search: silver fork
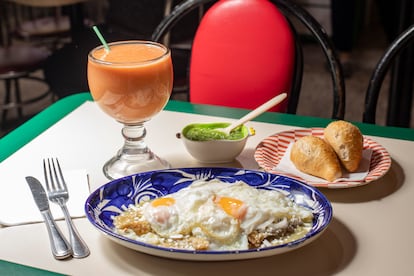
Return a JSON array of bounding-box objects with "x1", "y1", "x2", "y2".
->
[{"x1": 43, "y1": 158, "x2": 90, "y2": 258}]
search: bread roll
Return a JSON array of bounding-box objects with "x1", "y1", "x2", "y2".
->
[
  {"x1": 324, "y1": 120, "x2": 363, "y2": 172},
  {"x1": 290, "y1": 136, "x2": 342, "y2": 182}
]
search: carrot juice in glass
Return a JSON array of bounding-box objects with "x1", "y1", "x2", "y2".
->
[{"x1": 88, "y1": 40, "x2": 173, "y2": 179}]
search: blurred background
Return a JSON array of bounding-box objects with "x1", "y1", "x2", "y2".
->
[{"x1": 0, "y1": 0, "x2": 413, "y2": 137}]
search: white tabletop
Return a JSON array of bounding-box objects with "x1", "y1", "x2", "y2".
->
[{"x1": 0, "y1": 101, "x2": 413, "y2": 275}]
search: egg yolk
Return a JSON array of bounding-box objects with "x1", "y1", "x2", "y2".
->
[
  {"x1": 151, "y1": 197, "x2": 175, "y2": 207},
  {"x1": 214, "y1": 196, "x2": 247, "y2": 220}
]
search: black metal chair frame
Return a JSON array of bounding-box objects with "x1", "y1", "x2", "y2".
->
[
  {"x1": 152, "y1": 0, "x2": 345, "y2": 119},
  {"x1": 363, "y1": 24, "x2": 414, "y2": 125},
  {"x1": 0, "y1": 1, "x2": 52, "y2": 129},
  {"x1": 0, "y1": 73, "x2": 51, "y2": 124}
]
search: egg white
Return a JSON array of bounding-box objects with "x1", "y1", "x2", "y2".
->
[{"x1": 122, "y1": 179, "x2": 312, "y2": 250}]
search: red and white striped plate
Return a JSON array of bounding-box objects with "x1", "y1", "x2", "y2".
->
[{"x1": 254, "y1": 128, "x2": 392, "y2": 188}]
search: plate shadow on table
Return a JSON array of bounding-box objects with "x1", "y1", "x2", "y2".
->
[
  {"x1": 168, "y1": 155, "x2": 244, "y2": 169},
  {"x1": 320, "y1": 158, "x2": 404, "y2": 203},
  {"x1": 168, "y1": 148, "x2": 262, "y2": 170},
  {"x1": 98, "y1": 218, "x2": 356, "y2": 276}
]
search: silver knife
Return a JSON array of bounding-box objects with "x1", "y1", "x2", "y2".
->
[{"x1": 25, "y1": 176, "x2": 72, "y2": 259}]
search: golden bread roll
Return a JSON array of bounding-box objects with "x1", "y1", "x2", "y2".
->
[
  {"x1": 324, "y1": 120, "x2": 363, "y2": 172},
  {"x1": 290, "y1": 135, "x2": 342, "y2": 182}
]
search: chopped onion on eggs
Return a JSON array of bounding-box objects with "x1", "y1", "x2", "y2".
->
[{"x1": 113, "y1": 179, "x2": 313, "y2": 251}]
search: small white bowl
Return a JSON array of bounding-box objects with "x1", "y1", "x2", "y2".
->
[{"x1": 178, "y1": 123, "x2": 253, "y2": 163}]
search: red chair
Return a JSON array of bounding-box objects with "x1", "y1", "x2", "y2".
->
[
  {"x1": 152, "y1": 0, "x2": 345, "y2": 119},
  {"x1": 189, "y1": 0, "x2": 294, "y2": 112}
]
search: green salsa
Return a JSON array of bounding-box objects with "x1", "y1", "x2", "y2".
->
[{"x1": 183, "y1": 123, "x2": 248, "y2": 141}]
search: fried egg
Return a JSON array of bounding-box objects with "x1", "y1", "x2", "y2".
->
[{"x1": 115, "y1": 179, "x2": 313, "y2": 251}]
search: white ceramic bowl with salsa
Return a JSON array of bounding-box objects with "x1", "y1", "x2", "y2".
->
[{"x1": 178, "y1": 122, "x2": 252, "y2": 163}]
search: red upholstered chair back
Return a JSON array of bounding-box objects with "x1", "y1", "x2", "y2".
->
[{"x1": 189, "y1": 0, "x2": 295, "y2": 112}]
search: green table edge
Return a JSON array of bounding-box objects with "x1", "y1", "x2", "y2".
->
[
  {"x1": 1, "y1": 92, "x2": 413, "y2": 163},
  {"x1": 0, "y1": 259, "x2": 64, "y2": 276},
  {"x1": 0, "y1": 92, "x2": 413, "y2": 273}
]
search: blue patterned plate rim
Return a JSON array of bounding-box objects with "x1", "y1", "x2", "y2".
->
[{"x1": 85, "y1": 167, "x2": 333, "y2": 257}]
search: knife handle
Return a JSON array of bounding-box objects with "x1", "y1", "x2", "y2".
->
[{"x1": 41, "y1": 210, "x2": 72, "y2": 259}]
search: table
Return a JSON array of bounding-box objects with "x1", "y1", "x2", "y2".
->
[
  {"x1": 9, "y1": 0, "x2": 86, "y2": 6},
  {"x1": 0, "y1": 92, "x2": 413, "y2": 275},
  {"x1": 8, "y1": 0, "x2": 91, "y2": 41}
]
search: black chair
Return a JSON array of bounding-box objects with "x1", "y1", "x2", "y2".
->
[
  {"x1": 363, "y1": 24, "x2": 414, "y2": 126},
  {"x1": 43, "y1": 0, "x2": 194, "y2": 100},
  {"x1": 0, "y1": 1, "x2": 52, "y2": 130},
  {"x1": 152, "y1": 0, "x2": 345, "y2": 119}
]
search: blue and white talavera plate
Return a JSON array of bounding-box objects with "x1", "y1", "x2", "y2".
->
[{"x1": 85, "y1": 168, "x2": 332, "y2": 261}]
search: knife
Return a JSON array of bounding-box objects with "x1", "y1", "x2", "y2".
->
[{"x1": 25, "y1": 176, "x2": 72, "y2": 259}]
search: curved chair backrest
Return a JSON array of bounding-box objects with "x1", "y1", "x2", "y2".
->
[
  {"x1": 363, "y1": 24, "x2": 414, "y2": 125},
  {"x1": 190, "y1": 0, "x2": 294, "y2": 112},
  {"x1": 152, "y1": 0, "x2": 345, "y2": 119}
]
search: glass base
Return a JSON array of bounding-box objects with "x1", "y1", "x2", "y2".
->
[
  {"x1": 103, "y1": 150, "x2": 171, "y2": 180},
  {"x1": 102, "y1": 123, "x2": 171, "y2": 180}
]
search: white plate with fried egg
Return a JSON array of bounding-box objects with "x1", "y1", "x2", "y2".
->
[{"x1": 85, "y1": 167, "x2": 332, "y2": 261}]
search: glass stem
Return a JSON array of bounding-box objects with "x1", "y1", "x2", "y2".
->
[
  {"x1": 120, "y1": 124, "x2": 152, "y2": 157},
  {"x1": 103, "y1": 122, "x2": 170, "y2": 179}
]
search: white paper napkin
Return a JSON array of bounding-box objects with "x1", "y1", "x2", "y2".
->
[
  {"x1": 0, "y1": 170, "x2": 89, "y2": 226},
  {"x1": 274, "y1": 142, "x2": 373, "y2": 183}
]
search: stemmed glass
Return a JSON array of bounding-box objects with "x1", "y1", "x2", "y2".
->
[{"x1": 87, "y1": 40, "x2": 173, "y2": 179}]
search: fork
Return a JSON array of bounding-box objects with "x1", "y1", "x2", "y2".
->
[{"x1": 43, "y1": 158, "x2": 90, "y2": 258}]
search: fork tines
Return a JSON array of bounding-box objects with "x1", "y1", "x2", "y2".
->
[{"x1": 43, "y1": 158, "x2": 68, "y2": 193}]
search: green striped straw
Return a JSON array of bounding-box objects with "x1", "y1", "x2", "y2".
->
[{"x1": 92, "y1": 25, "x2": 110, "y2": 52}]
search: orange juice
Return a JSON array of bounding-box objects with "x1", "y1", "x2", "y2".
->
[{"x1": 88, "y1": 41, "x2": 173, "y2": 124}]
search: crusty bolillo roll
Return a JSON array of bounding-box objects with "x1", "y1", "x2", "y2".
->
[
  {"x1": 290, "y1": 135, "x2": 342, "y2": 182},
  {"x1": 324, "y1": 120, "x2": 363, "y2": 172}
]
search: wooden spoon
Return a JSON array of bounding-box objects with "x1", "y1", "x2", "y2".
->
[{"x1": 218, "y1": 93, "x2": 287, "y2": 136}]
